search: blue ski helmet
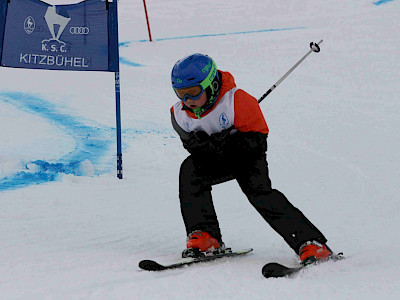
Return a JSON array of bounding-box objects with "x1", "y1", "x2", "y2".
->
[{"x1": 171, "y1": 54, "x2": 221, "y2": 113}]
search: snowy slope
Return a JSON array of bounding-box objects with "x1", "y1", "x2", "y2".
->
[{"x1": 1, "y1": 0, "x2": 400, "y2": 299}]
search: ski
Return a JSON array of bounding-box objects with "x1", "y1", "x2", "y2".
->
[
  {"x1": 262, "y1": 252, "x2": 344, "y2": 278},
  {"x1": 139, "y1": 248, "x2": 253, "y2": 271}
]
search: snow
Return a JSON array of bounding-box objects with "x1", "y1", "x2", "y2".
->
[{"x1": 1, "y1": 0, "x2": 400, "y2": 299}]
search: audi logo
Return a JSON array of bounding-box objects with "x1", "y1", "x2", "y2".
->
[{"x1": 69, "y1": 27, "x2": 90, "y2": 35}]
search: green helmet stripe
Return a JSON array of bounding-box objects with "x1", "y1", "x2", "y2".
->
[{"x1": 199, "y1": 59, "x2": 217, "y2": 90}]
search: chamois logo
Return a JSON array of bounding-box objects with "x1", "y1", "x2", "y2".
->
[
  {"x1": 24, "y1": 16, "x2": 35, "y2": 34},
  {"x1": 42, "y1": 6, "x2": 71, "y2": 53},
  {"x1": 219, "y1": 112, "x2": 230, "y2": 129},
  {"x1": 44, "y1": 6, "x2": 70, "y2": 42}
]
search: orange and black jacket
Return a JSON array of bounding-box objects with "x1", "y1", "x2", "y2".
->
[{"x1": 171, "y1": 71, "x2": 269, "y2": 157}]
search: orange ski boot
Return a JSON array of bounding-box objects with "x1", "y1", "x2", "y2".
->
[
  {"x1": 182, "y1": 231, "x2": 224, "y2": 258},
  {"x1": 299, "y1": 241, "x2": 332, "y2": 264}
]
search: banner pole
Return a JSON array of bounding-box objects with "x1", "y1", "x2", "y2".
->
[
  {"x1": 112, "y1": 0, "x2": 123, "y2": 179},
  {"x1": 115, "y1": 72, "x2": 122, "y2": 179}
]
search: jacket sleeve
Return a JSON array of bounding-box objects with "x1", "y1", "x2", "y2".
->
[
  {"x1": 233, "y1": 89, "x2": 269, "y2": 134},
  {"x1": 171, "y1": 107, "x2": 190, "y2": 140},
  {"x1": 228, "y1": 89, "x2": 269, "y2": 154}
]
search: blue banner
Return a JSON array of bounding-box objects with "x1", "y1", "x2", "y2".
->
[
  {"x1": 0, "y1": 0, "x2": 8, "y2": 60},
  {"x1": 0, "y1": 0, "x2": 116, "y2": 71}
]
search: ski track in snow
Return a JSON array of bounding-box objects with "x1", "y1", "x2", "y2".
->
[
  {"x1": 0, "y1": 92, "x2": 115, "y2": 190},
  {"x1": 373, "y1": 0, "x2": 396, "y2": 6},
  {"x1": 119, "y1": 26, "x2": 306, "y2": 44},
  {"x1": 0, "y1": 91, "x2": 164, "y2": 191},
  {"x1": 119, "y1": 57, "x2": 144, "y2": 67}
]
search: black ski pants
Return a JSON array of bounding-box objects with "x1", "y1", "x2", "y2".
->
[{"x1": 179, "y1": 152, "x2": 327, "y2": 253}]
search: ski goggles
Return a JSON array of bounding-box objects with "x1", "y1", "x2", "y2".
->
[{"x1": 174, "y1": 85, "x2": 205, "y2": 102}]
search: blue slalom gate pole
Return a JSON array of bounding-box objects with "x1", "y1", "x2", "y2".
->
[
  {"x1": 114, "y1": 5, "x2": 123, "y2": 179},
  {"x1": 109, "y1": 0, "x2": 123, "y2": 179},
  {"x1": 115, "y1": 71, "x2": 122, "y2": 179}
]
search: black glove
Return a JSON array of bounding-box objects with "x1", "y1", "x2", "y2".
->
[
  {"x1": 181, "y1": 127, "x2": 235, "y2": 156},
  {"x1": 182, "y1": 128, "x2": 267, "y2": 157},
  {"x1": 227, "y1": 131, "x2": 268, "y2": 155},
  {"x1": 181, "y1": 131, "x2": 213, "y2": 155},
  {"x1": 209, "y1": 127, "x2": 233, "y2": 149}
]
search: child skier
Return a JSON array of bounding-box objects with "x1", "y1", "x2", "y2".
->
[{"x1": 170, "y1": 53, "x2": 333, "y2": 263}]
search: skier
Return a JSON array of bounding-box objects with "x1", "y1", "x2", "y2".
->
[{"x1": 170, "y1": 53, "x2": 333, "y2": 264}]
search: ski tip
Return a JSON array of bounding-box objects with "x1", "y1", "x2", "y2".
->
[
  {"x1": 139, "y1": 259, "x2": 166, "y2": 271},
  {"x1": 262, "y1": 263, "x2": 285, "y2": 278},
  {"x1": 261, "y1": 262, "x2": 299, "y2": 278},
  {"x1": 235, "y1": 248, "x2": 254, "y2": 255}
]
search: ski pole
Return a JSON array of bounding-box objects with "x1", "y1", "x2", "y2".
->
[{"x1": 258, "y1": 40, "x2": 323, "y2": 103}]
